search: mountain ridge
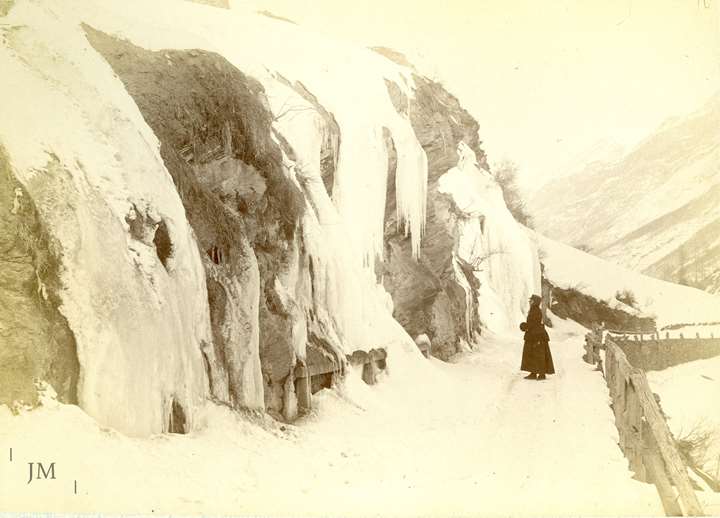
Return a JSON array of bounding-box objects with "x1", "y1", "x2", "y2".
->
[{"x1": 530, "y1": 92, "x2": 720, "y2": 292}]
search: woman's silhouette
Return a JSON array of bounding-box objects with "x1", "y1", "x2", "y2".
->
[{"x1": 520, "y1": 295, "x2": 555, "y2": 380}]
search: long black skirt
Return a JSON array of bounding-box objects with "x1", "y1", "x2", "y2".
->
[{"x1": 520, "y1": 339, "x2": 555, "y2": 375}]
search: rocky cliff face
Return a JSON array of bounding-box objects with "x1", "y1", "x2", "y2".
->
[
  {"x1": 83, "y1": 27, "x2": 307, "y2": 421},
  {"x1": 0, "y1": 147, "x2": 79, "y2": 408},
  {"x1": 380, "y1": 64, "x2": 490, "y2": 359},
  {"x1": 0, "y1": 0, "x2": 541, "y2": 435}
]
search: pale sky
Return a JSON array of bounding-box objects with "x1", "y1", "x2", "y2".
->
[{"x1": 240, "y1": 0, "x2": 720, "y2": 190}]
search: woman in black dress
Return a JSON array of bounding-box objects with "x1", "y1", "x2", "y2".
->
[{"x1": 520, "y1": 294, "x2": 555, "y2": 380}]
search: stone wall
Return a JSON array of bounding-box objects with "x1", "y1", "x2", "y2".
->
[{"x1": 614, "y1": 335, "x2": 720, "y2": 371}]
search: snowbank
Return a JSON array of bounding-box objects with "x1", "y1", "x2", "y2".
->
[{"x1": 536, "y1": 233, "x2": 720, "y2": 328}]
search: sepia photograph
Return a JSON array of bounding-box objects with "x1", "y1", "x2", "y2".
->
[{"x1": 0, "y1": 0, "x2": 719, "y2": 516}]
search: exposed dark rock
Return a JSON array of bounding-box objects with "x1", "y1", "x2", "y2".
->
[
  {"x1": 153, "y1": 220, "x2": 173, "y2": 270},
  {"x1": 549, "y1": 282, "x2": 656, "y2": 332},
  {"x1": 125, "y1": 203, "x2": 158, "y2": 245},
  {"x1": 206, "y1": 276, "x2": 231, "y2": 393},
  {"x1": 310, "y1": 372, "x2": 333, "y2": 394},
  {"x1": 85, "y1": 27, "x2": 305, "y2": 418},
  {"x1": 0, "y1": 147, "x2": 79, "y2": 407},
  {"x1": 408, "y1": 74, "x2": 487, "y2": 171},
  {"x1": 384, "y1": 79, "x2": 408, "y2": 115},
  {"x1": 125, "y1": 203, "x2": 174, "y2": 270},
  {"x1": 168, "y1": 398, "x2": 187, "y2": 434},
  {"x1": 382, "y1": 74, "x2": 488, "y2": 360},
  {"x1": 382, "y1": 127, "x2": 398, "y2": 221},
  {"x1": 414, "y1": 333, "x2": 432, "y2": 357}
]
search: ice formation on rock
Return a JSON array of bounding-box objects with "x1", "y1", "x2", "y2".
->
[
  {"x1": 0, "y1": 0, "x2": 545, "y2": 434},
  {"x1": 439, "y1": 143, "x2": 541, "y2": 332},
  {"x1": 270, "y1": 85, "x2": 420, "y2": 360},
  {"x1": 0, "y1": 2, "x2": 212, "y2": 436},
  {"x1": 74, "y1": 0, "x2": 429, "y2": 264}
]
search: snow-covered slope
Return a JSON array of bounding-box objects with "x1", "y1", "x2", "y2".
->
[
  {"x1": 529, "y1": 138, "x2": 625, "y2": 196},
  {"x1": 0, "y1": 0, "x2": 539, "y2": 435},
  {"x1": 529, "y1": 93, "x2": 720, "y2": 293},
  {"x1": 536, "y1": 233, "x2": 720, "y2": 328}
]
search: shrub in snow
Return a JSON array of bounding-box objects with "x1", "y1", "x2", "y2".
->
[{"x1": 615, "y1": 289, "x2": 638, "y2": 309}]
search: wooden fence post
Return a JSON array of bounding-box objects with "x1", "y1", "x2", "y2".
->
[
  {"x1": 294, "y1": 362, "x2": 311, "y2": 413},
  {"x1": 601, "y1": 336, "x2": 705, "y2": 516},
  {"x1": 630, "y1": 372, "x2": 704, "y2": 516},
  {"x1": 625, "y1": 382, "x2": 646, "y2": 481},
  {"x1": 643, "y1": 421, "x2": 684, "y2": 516}
]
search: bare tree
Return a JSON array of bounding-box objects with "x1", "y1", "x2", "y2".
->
[
  {"x1": 271, "y1": 96, "x2": 314, "y2": 122},
  {"x1": 469, "y1": 249, "x2": 505, "y2": 271}
]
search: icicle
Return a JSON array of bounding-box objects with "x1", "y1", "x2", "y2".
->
[
  {"x1": 325, "y1": 122, "x2": 382, "y2": 267},
  {"x1": 393, "y1": 121, "x2": 428, "y2": 259}
]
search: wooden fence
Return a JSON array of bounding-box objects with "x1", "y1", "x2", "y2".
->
[{"x1": 585, "y1": 328, "x2": 705, "y2": 516}]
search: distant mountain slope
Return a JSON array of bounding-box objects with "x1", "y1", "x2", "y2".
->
[
  {"x1": 529, "y1": 93, "x2": 720, "y2": 292},
  {"x1": 529, "y1": 139, "x2": 625, "y2": 196}
]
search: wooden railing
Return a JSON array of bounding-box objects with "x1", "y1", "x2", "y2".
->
[
  {"x1": 585, "y1": 328, "x2": 705, "y2": 516},
  {"x1": 294, "y1": 347, "x2": 387, "y2": 414}
]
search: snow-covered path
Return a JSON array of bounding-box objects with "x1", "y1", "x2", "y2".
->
[
  {"x1": 287, "y1": 318, "x2": 661, "y2": 517},
  {"x1": 0, "y1": 318, "x2": 661, "y2": 516}
]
